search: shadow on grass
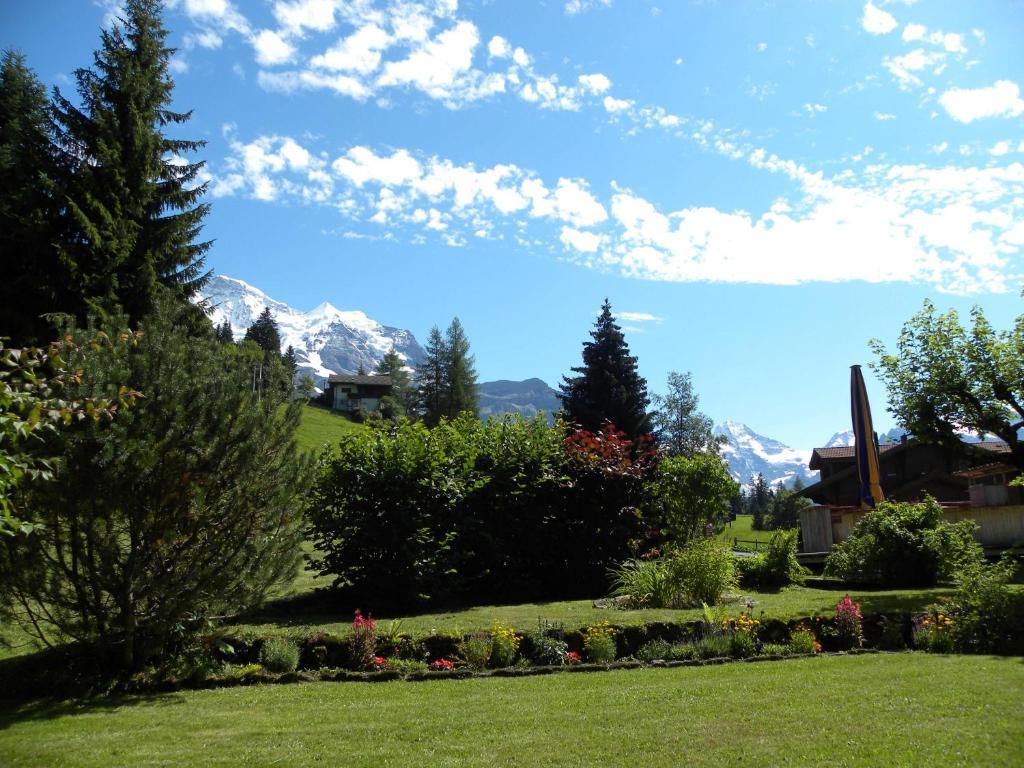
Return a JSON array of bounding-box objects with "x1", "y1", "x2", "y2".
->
[{"x1": 0, "y1": 691, "x2": 185, "y2": 730}]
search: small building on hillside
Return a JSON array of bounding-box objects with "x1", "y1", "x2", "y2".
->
[
  {"x1": 796, "y1": 437, "x2": 1011, "y2": 507},
  {"x1": 326, "y1": 374, "x2": 392, "y2": 413}
]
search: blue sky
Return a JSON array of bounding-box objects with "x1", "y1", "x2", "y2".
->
[{"x1": 4, "y1": 0, "x2": 1023, "y2": 448}]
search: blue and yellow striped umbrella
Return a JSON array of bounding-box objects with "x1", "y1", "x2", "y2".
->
[{"x1": 851, "y1": 365, "x2": 884, "y2": 508}]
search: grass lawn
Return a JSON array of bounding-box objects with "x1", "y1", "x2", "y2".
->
[
  {"x1": 236, "y1": 584, "x2": 956, "y2": 639},
  {"x1": 2, "y1": 654, "x2": 1021, "y2": 767},
  {"x1": 294, "y1": 403, "x2": 363, "y2": 454},
  {"x1": 716, "y1": 514, "x2": 788, "y2": 548}
]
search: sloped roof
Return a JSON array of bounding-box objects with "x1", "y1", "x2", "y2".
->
[
  {"x1": 809, "y1": 440, "x2": 1010, "y2": 470},
  {"x1": 327, "y1": 374, "x2": 392, "y2": 386}
]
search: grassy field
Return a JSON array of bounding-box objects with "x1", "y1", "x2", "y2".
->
[
  {"x1": 716, "y1": 514, "x2": 789, "y2": 548},
  {"x1": 2, "y1": 654, "x2": 1021, "y2": 767},
  {"x1": 237, "y1": 584, "x2": 955, "y2": 639},
  {"x1": 293, "y1": 403, "x2": 363, "y2": 454}
]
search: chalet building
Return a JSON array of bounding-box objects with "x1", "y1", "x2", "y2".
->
[
  {"x1": 326, "y1": 374, "x2": 392, "y2": 413},
  {"x1": 796, "y1": 437, "x2": 1023, "y2": 559},
  {"x1": 797, "y1": 437, "x2": 1012, "y2": 507}
]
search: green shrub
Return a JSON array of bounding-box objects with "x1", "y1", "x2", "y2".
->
[
  {"x1": 644, "y1": 453, "x2": 737, "y2": 545},
  {"x1": 823, "y1": 498, "x2": 983, "y2": 587},
  {"x1": 636, "y1": 639, "x2": 673, "y2": 662},
  {"x1": 728, "y1": 631, "x2": 757, "y2": 658},
  {"x1": 220, "y1": 662, "x2": 265, "y2": 682},
  {"x1": 760, "y1": 643, "x2": 791, "y2": 656},
  {"x1": 524, "y1": 621, "x2": 569, "y2": 666},
  {"x1": 695, "y1": 634, "x2": 732, "y2": 659},
  {"x1": 459, "y1": 633, "x2": 492, "y2": 670},
  {"x1": 737, "y1": 530, "x2": 808, "y2": 590},
  {"x1": 946, "y1": 556, "x2": 1024, "y2": 654},
  {"x1": 669, "y1": 643, "x2": 699, "y2": 660},
  {"x1": 667, "y1": 538, "x2": 737, "y2": 606},
  {"x1": 386, "y1": 658, "x2": 429, "y2": 676},
  {"x1": 259, "y1": 637, "x2": 299, "y2": 674}
]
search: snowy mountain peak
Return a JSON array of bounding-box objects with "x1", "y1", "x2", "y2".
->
[
  {"x1": 713, "y1": 421, "x2": 814, "y2": 488},
  {"x1": 198, "y1": 275, "x2": 426, "y2": 382}
]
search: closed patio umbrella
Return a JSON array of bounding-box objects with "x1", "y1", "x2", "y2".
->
[{"x1": 851, "y1": 364, "x2": 884, "y2": 509}]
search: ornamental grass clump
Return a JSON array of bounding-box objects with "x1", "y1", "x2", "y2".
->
[
  {"x1": 833, "y1": 595, "x2": 864, "y2": 650},
  {"x1": 583, "y1": 621, "x2": 618, "y2": 663},
  {"x1": 258, "y1": 637, "x2": 299, "y2": 674},
  {"x1": 490, "y1": 621, "x2": 520, "y2": 667},
  {"x1": 460, "y1": 632, "x2": 492, "y2": 670},
  {"x1": 350, "y1": 610, "x2": 377, "y2": 670}
]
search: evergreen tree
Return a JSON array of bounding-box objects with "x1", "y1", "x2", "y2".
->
[
  {"x1": 0, "y1": 50, "x2": 63, "y2": 344},
  {"x1": 0, "y1": 297, "x2": 311, "y2": 670},
  {"x1": 749, "y1": 473, "x2": 771, "y2": 530},
  {"x1": 415, "y1": 326, "x2": 447, "y2": 427},
  {"x1": 356, "y1": 363, "x2": 368, "y2": 376},
  {"x1": 375, "y1": 347, "x2": 413, "y2": 418},
  {"x1": 651, "y1": 371, "x2": 722, "y2": 456},
  {"x1": 558, "y1": 300, "x2": 651, "y2": 441},
  {"x1": 243, "y1": 307, "x2": 281, "y2": 357},
  {"x1": 282, "y1": 345, "x2": 298, "y2": 389},
  {"x1": 443, "y1": 317, "x2": 478, "y2": 419},
  {"x1": 213, "y1": 319, "x2": 234, "y2": 343},
  {"x1": 50, "y1": 0, "x2": 211, "y2": 324}
]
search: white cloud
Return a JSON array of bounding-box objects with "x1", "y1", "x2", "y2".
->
[
  {"x1": 272, "y1": 0, "x2": 339, "y2": 36},
  {"x1": 603, "y1": 95, "x2": 633, "y2": 112},
  {"x1": 565, "y1": 0, "x2": 611, "y2": 15},
  {"x1": 990, "y1": 140, "x2": 1012, "y2": 157},
  {"x1": 578, "y1": 73, "x2": 611, "y2": 94},
  {"x1": 756, "y1": 42, "x2": 767, "y2": 52},
  {"x1": 179, "y1": 0, "x2": 250, "y2": 35},
  {"x1": 883, "y1": 48, "x2": 945, "y2": 89},
  {"x1": 332, "y1": 146, "x2": 422, "y2": 187},
  {"x1": 874, "y1": 112, "x2": 896, "y2": 120},
  {"x1": 310, "y1": 24, "x2": 390, "y2": 73},
  {"x1": 487, "y1": 35, "x2": 511, "y2": 58},
  {"x1": 618, "y1": 311, "x2": 663, "y2": 323},
  {"x1": 560, "y1": 226, "x2": 604, "y2": 253},
  {"x1": 901, "y1": 23, "x2": 926, "y2": 42},
  {"x1": 939, "y1": 81, "x2": 1024, "y2": 122},
  {"x1": 253, "y1": 29, "x2": 297, "y2": 66},
  {"x1": 803, "y1": 103, "x2": 828, "y2": 116},
  {"x1": 377, "y1": 20, "x2": 480, "y2": 97},
  {"x1": 862, "y1": 2, "x2": 897, "y2": 35}
]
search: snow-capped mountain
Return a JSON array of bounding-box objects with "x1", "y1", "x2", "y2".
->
[
  {"x1": 715, "y1": 421, "x2": 816, "y2": 488},
  {"x1": 199, "y1": 275, "x2": 425, "y2": 382},
  {"x1": 824, "y1": 427, "x2": 908, "y2": 447}
]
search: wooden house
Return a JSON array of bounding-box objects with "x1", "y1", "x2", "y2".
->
[{"x1": 326, "y1": 374, "x2": 392, "y2": 413}]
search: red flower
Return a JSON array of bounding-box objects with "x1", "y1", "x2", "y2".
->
[
  {"x1": 429, "y1": 658, "x2": 455, "y2": 671},
  {"x1": 566, "y1": 651, "x2": 583, "y2": 665}
]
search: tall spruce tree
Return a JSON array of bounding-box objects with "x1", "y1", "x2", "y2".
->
[
  {"x1": 0, "y1": 50, "x2": 63, "y2": 344},
  {"x1": 244, "y1": 307, "x2": 281, "y2": 357},
  {"x1": 213, "y1": 319, "x2": 234, "y2": 343},
  {"x1": 50, "y1": 0, "x2": 211, "y2": 324},
  {"x1": 443, "y1": 317, "x2": 478, "y2": 419},
  {"x1": 375, "y1": 347, "x2": 413, "y2": 417},
  {"x1": 559, "y1": 300, "x2": 651, "y2": 441},
  {"x1": 415, "y1": 326, "x2": 447, "y2": 427}
]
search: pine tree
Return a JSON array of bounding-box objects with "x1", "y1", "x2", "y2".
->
[
  {"x1": 443, "y1": 317, "x2": 478, "y2": 419},
  {"x1": 50, "y1": 0, "x2": 211, "y2": 324},
  {"x1": 0, "y1": 50, "x2": 64, "y2": 344},
  {"x1": 282, "y1": 345, "x2": 298, "y2": 386},
  {"x1": 415, "y1": 326, "x2": 447, "y2": 427},
  {"x1": 375, "y1": 347, "x2": 413, "y2": 418},
  {"x1": 749, "y1": 473, "x2": 770, "y2": 530},
  {"x1": 243, "y1": 308, "x2": 281, "y2": 357},
  {"x1": 558, "y1": 300, "x2": 651, "y2": 441},
  {"x1": 213, "y1": 319, "x2": 234, "y2": 343},
  {"x1": 651, "y1": 371, "x2": 722, "y2": 456}
]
